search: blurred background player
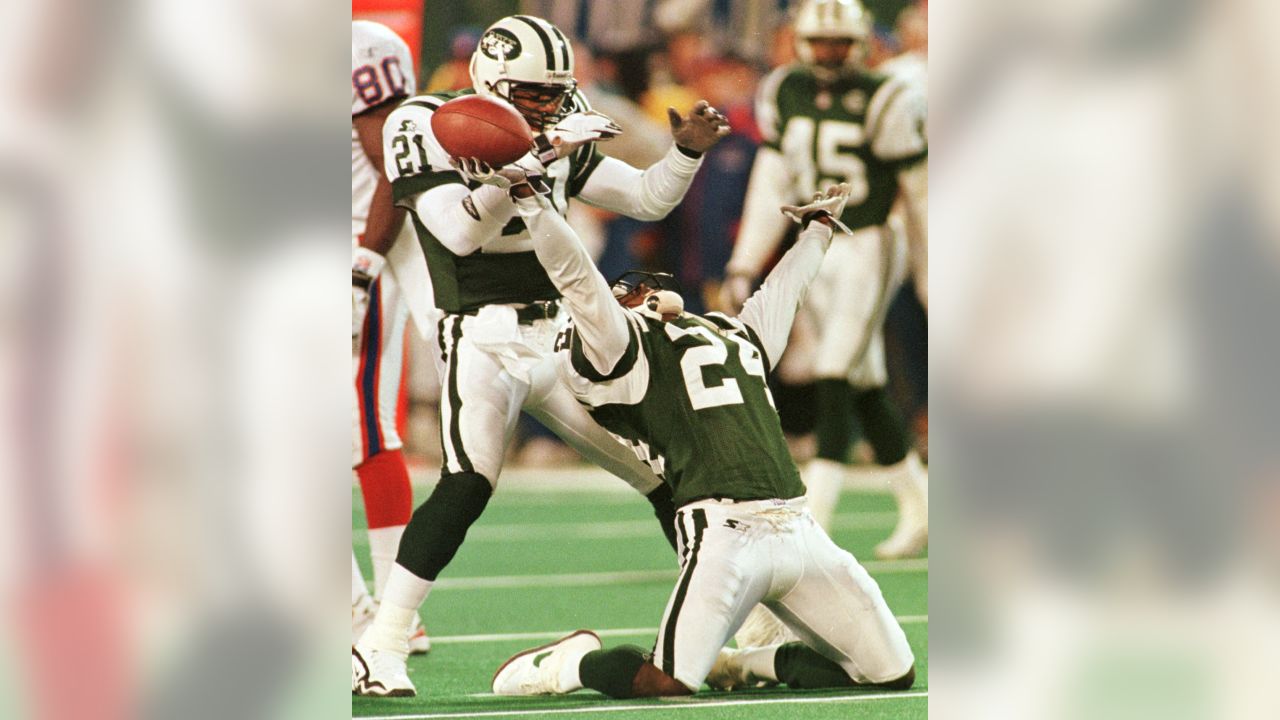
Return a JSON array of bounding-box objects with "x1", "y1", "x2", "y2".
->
[
  {"x1": 351, "y1": 14, "x2": 730, "y2": 697},
  {"x1": 487, "y1": 178, "x2": 915, "y2": 699},
  {"x1": 721, "y1": 0, "x2": 929, "y2": 569},
  {"x1": 350, "y1": 19, "x2": 428, "y2": 654}
]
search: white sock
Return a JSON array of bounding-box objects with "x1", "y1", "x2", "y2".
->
[
  {"x1": 738, "y1": 645, "x2": 781, "y2": 683},
  {"x1": 558, "y1": 649, "x2": 589, "y2": 693},
  {"x1": 886, "y1": 451, "x2": 928, "y2": 524},
  {"x1": 803, "y1": 458, "x2": 846, "y2": 530},
  {"x1": 360, "y1": 564, "x2": 433, "y2": 657},
  {"x1": 367, "y1": 525, "x2": 407, "y2": 598},
  {"x1": 352, "y1": 551, "x2": 370, "y2": 604}
]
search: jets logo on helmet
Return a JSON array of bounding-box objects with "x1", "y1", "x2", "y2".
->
[
  {"x1": 470, "y1": 15, "x2": 577, "y2": 130},
  {"x1": 480, "y1": 28, "x2": 522, "y2": 61}
]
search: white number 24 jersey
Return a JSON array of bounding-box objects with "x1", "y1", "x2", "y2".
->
[{"x1": 352, "y1": 21, "x2": 415, "y2": 239}]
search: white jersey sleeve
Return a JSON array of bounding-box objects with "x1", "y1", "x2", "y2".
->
[
  {"x1": 733, "y1": 221, "x2": 834, "y2": 369},
  {"x1": 865, "y1": 73, "x2": 927, "y2": 162},
  {"x1": 352, "y1": 21, "x2": 416, "y2": 117},
  {"x1": 382, "y1": 97, "x2": 518, "y2": 256},
  {"x1": 754, "y1": 66, "x2": 790, "y2": 149}
]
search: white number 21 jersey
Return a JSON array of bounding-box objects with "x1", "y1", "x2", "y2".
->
[{"x1": 352, "y1": 21, "x2": 415, "y2": 239}]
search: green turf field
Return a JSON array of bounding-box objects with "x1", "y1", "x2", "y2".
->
[{"x1": 352, "y1": 470, "x2": 928, "y2": 719}]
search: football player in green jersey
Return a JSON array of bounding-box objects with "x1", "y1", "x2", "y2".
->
[
  {"x1": 483, "y1": 179, "x2": 915, "y2": 698},
  {"x1": 722, "y1": 0, "x2": 929, "y2": 587},
  {"x1": 351, "y1": 15, "x2": 732, "y2": 698}
]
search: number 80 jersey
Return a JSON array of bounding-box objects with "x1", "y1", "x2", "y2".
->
[
  {"x1": 756, "y1": 64, "x2": 926, "y2": 232},
  {"x1": 557, "y1": 311, "x2": 805, "y2": 507},
  {"x1": 352, "y1": 21, "x2": 415, "y2": 239}
]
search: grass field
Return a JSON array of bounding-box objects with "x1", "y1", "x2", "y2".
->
[{"x1": 352, "y1": 467, "x2": 928, "y2": 719}]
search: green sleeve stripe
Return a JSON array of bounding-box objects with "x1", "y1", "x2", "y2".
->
[
  {"x1": 740, "y1": 323, "x2": 771, "y2": 375},
  {"x1": 568, "y1": 144, "x2": 605, "y2": 197},
  {"x1": 392, "y1": 169, "x2": 463, "y2": 205},
  {"x1": 569, "y1": 320, "x2": 640, "y2": 382}
]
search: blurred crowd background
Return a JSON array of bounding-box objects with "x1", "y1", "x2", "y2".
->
[
  {"x1": 357, "y1": 0, "x2": 931, "y2": 469},
  {"x1": 0, "y1": 0, "x2": 1276, "y2": 719}
]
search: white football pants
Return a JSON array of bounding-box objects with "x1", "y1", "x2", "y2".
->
[
  {"x1": 651, "y1": 497, "x2": 914, "y2": 690},
  {"x1": 431, "y1": 307, "x2": 662, "y2": 494}
]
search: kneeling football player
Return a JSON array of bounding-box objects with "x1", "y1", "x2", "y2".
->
[{"x1": 487, "y1": 177, "x2": 916, "y2": 697}]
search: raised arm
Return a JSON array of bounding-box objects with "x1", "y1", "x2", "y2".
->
[
  {"x1": 511, "y1": 189, "x2": 634, "y2": 376},
  {"x1": 736, "y1": 185, "x2": 853, "y2": 368},
  {"x1": 722, "y1": 67, "x2": 801, "y2": 310},
  {"x1": 575, "y1": 101, "x2": 729, "y2": 221}
]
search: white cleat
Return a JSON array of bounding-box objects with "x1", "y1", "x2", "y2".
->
[
  {"x1": 408, "y1": 615, "x2": 431, "y2": 655},
  {"x1": 352, "y1": 594, "x2": 377, "y2": 646},
  {"x1": 491, "y1": 630, "x2": 601, "y2": 696},
  {"x1": 352, "y1": 644, "x2": 416, "y2": 697},
  {"x1": 873, "y1": 518, "x2": 928, "y2": 559},
  {"x1": 734, "y1": 605, "x2": 796, "y2": 649}
]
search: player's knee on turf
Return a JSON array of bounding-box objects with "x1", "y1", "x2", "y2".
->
[
  {"x1": 874, "y1": 665, "x2": 915, "y2": 690},
  {"x1": 580, "y1": 646, "x2": 693, "y2": 699}
]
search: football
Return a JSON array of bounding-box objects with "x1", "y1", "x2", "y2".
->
[{"x1": 430, "y1": 95, "x2": 534, "y2": 167}]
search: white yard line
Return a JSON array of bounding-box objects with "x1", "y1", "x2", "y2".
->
[
  {"x1": 433, "y1": 558, "x2": 927, "y2": 591},
  {"x1": 360, "y1": 690, "x2": 928, "y2": 719},
  {"x1": 429, "y1": 615, "x2": 928, "y2": 645}
]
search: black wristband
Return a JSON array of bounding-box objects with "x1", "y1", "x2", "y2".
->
[
  {"x1": 352, "y1": 271, "x2": 373, "y2": 290},
  {"x1": 800, "y1": 210, "x2": 833, "y2": 229},
  {"x1": 533, "y1": 134, "x2": 559, "y2": 165},
  {"x1": 675, "y1": 145, "x2": 703, "y2": 159}
]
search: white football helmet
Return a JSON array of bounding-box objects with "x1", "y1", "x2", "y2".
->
[
  {"x1": 470, "y1": 15, "x2": 577, "y2": 129},
  {"x1": 793, "y1": 0, "x2": 872, "y2": 75}
]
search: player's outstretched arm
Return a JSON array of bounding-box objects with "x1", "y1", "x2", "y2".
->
[
  {"x1": 575, "y1": 100, "x2": 730, "y2": 222},
  {"x1": 737, "y1": 184, "x2": 853, "y2": 366},
  {"x1": 511, "y1": 186, "x2": 633, "y2": 376},
  {"x1": 721, "y1": 146, "x2": 798, "y2": 311}
]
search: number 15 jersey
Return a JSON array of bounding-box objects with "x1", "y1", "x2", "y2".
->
[{"x1": 756, "y1": 64, "x2": 926, "y2": 231}]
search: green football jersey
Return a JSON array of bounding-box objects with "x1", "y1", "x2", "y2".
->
[
  {"x1": 382, "y1": 89, "x2": 606, "y2": 313},
  {"x1": 757, "y1": 64, "x2": 927, "y2": 231},
  {"x1": 556, "y1": 310, "x2": 805, "y2": 507}
]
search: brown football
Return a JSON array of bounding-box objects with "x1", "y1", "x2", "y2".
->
[{"x1": 430, "y1": 95, "x2": 534, "y2": 167}]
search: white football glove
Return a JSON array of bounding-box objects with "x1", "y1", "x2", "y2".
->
[
  {"x1": 534, "y1": 111, "x2": 622, "y2": 163},
  {"x1": 780, "y1": 183, "x2": 855, "y2": 234},
  {"x1": 450, "y1": 155, "x2": 550, "y2": 196}
]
